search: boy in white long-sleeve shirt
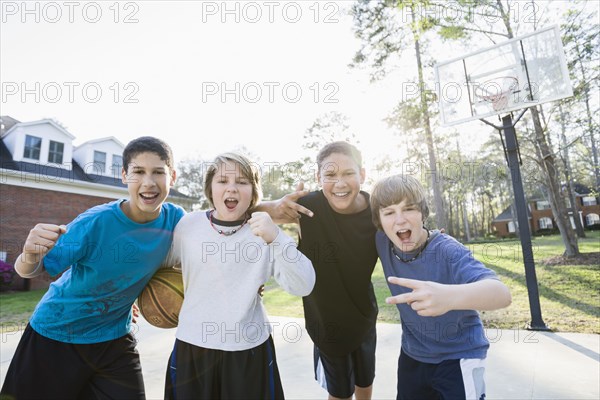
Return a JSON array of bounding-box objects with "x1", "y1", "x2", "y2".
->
[{"x1": 165, "y1": 152, "x2": 315, "y2": 400}]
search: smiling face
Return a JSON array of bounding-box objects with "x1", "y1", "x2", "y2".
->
[
  {"x1": 379, "y1": 199, "x2": 428, "y2": 253},
  {"x1": 209, "y1": 161, "x2": 254, "y2": 221},
  {"x1": 318, "y1": 152, "x2": 366, "y2": 214},
  {"x1": 121, "y1": 152, "x2": 176, "y2": 223}
]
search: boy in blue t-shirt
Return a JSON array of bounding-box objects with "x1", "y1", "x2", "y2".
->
[
  {"x1": 370, "y1": 174, "x2": 511, "y2": 400},
  {"x1": 1, "y1": 136, "x2": 185, "y2": 399}
]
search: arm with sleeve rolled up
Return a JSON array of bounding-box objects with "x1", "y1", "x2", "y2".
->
[
  {"x1": 14, "y1": 224, "x2": 67, "y2": 278},
  {"x1": 248, "y1": 212, "x2": 315, "y2": 296}
]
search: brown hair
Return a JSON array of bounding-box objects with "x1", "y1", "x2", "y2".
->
[
  {"x1": 316, "y1": 141, "x2": 362, "y2": 173},
  {"x1": 122, "y1": 136, "x2": 174, "y2": 173},
  {"x1": 203, "y1": 152, "x2": 262, "y2": 210},
  {"x1": 370, "y1": 174, "x2": 429, "y2": 230}
]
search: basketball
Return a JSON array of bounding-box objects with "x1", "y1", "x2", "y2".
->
[{"x1": 137, "y1": 268, "x2": 184, "y2": 329}]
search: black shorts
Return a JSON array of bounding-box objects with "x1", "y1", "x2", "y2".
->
[
  {"x1": 397, "y1": 349, "x2": 487, "y2": 400},
  {"x1": 313, "y1": 325, "x2": 377, "y2": 398},
  {"x1": 0, "y1": 324, "x2": 144, "y2": 400},
  {"x1": 165, "y1": 336, "x2": 284, "y2": 400}
]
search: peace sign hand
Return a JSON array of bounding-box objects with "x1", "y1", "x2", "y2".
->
[{"x1": 385, "y1": 277, "x2": 454, "y2": 317}]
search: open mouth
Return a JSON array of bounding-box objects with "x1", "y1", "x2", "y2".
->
[
  {"x1": 140, "y1": 193, "x2": 159, "y2": 202},
  {"x1": 332, "y1": 192, "x2": 350, "y2": 198},
  {"x1": 396, "y1": 229, "x2": 412, "y2": 241},
  {"x1": 225, "y1": 198, "x2": 238, "y2": 210}
]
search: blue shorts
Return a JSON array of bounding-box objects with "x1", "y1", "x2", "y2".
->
[
  {"x1": 313, "y1": 325, "x2": 377, "y2": 398},
  {"x1": 397, "y1": 349, "x2": 486, "y2": 400}
]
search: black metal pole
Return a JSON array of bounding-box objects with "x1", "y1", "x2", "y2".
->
[{"x1": 501, "y1": 114, "x2": 549, "y2": 331}]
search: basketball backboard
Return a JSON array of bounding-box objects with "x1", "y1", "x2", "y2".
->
[{"x1": 435, "y1": 25, "x2": 573, "y2": 126}]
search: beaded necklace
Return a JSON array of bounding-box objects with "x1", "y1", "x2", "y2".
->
[
  {"x1": 391, "y1": 228, "x2": 431, "y2": 263},
  {"x1": 208, "y1": 210, "x2": 248, "y2": 236}
]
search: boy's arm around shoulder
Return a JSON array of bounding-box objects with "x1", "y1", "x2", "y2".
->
[
  {"x1": 386, "y1": 277, "x2": 511, "y2": 317},
  {"x1": 15, "y1": 223, "x2": 67, "y2": 278},
  {"x1": 252, "y1": 182, "x2": 314, "y2": 224}
]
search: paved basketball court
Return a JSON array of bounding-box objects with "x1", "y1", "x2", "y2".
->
[{"x1": 1, "y1": 316, "x2": 598, "y2": 399}]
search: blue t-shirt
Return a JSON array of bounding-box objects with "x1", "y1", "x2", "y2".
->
[
  {"x1": 375, "y1": 230, "x2": 498, "y2": 363},
  {"x1": 29, "y1": 200, "x2": 185, "y2": 344}
]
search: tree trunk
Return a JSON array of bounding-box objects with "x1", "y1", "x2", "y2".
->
[
  {"x1": 558, "y1": 103, "x2": 586, "y2": 238},
  {"x1": 411, "y1": 7, "x2": 447, "y2": 230},
  {"x1": 576, "y1": 43, "x2": 600, "y2": 191},
  {"x1": 462, "y1": 198, "x2": 471, "y2": 242},
  {"x1": 530, "y1": 106, "x2": 580, "y2": 256}
]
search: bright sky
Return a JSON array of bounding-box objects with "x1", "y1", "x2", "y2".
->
[
  {"x1": 1, "y1": 1, "x2": 407, "y2": 180},
  {"x1": 2, "y1": 0, "x2": 594, "y2": 185}
]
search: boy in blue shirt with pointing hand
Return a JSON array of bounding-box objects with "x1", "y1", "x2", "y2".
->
[{"x1": 370, "y1": 174, "x2": 511, "y2": 400}]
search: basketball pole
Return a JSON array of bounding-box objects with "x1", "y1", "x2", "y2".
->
[{"x1": 481, "y1": 112, "x2": 550, "y2": 331}]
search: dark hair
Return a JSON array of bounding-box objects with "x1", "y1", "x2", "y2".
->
[
  {"x1": 203, "y1": 152, "x2": 262, "y2": 210},
  {"x1": 316, "y1": 141, "x2": 362, "y2": 172},
  {"x1": 122, "y1": 136, "x2": 174, "y2": 173},
  {"x1": 370, "y1": 174, "x2": 430, "y2": 230}
]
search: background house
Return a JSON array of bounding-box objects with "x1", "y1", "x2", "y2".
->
[
  {"x1": 492, "y1": 187, "x2": 600, "y2": 238},
  {"x1": 0, "y1": 116, "x2": 197, "y2": 291}
]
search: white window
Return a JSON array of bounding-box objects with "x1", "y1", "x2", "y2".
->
[
  {"x1": 93, "y1": 151, "x2": 106, "y2": 174},
  {"x1": 582, "y1": 196, "x2": 597, "y2": 206},
  {"x1": 23, "y1": 135, "x2": 41, "y2": 160},
  {"x1": 536, "y1": 200, "x2": 551, "y2": 210},
  {"x1": 508, "y1": 221, "x2": 516, "y2": 233},
  {"x1": 586, "y1": 213, "x2": 600, "y2": 226},
  {"x1": 111, "y1": 154, "x2": 123, "y2": 177},
  {"x1": 539, "y1": 217, "x2": 553, "y2": 229},
  {"x1": 48, "y1": 140, "x2": 64, "y2": 164}
]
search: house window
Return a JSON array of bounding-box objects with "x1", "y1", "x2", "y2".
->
[
  {"x1": 582, "y1": 196, "x2": 597, "y2": 206},
  {"x1": 93, "y1": 151, "x2": 106, "y2": 174},
  {"x1": 508, "y1": 221, "x2": 516, "y2": 233},
  {"x1": 539, "y1": 217, "x2": 553, "y2": 229},
  {"x1": 586, "y1": 213, "x2": 600, "y2": 226},
  {"x1": 48, "y1": 140, "x2": 64, "y2": 164},
  {"x1": 536, "y1": 200, "x2": 551, "y2": 210},
  {"x1": 23, "y1": 135, "x2": 41, "y2": 160},
  {"x1": 111, "y1": 154, "x2": 123, "y2": 177}
]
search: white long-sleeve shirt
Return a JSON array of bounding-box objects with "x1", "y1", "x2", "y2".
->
[{"x1": 170, "y1": 211, "x2": 315, "y2": 351}]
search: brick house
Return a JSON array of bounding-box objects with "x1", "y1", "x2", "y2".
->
[
  {"x1": 0, "y1": 116, "x2": 197, "y2": 291},
  {"x1": 492, "y1": 187, "x2": 600, "y2": 238}
]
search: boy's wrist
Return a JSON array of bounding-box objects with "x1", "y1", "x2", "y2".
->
[
  {"x1": 19, "y1": 252, "x2": 42, "y2": 265},
  {"x1": 15, "y1": 254, "x2": 45, "y2": 277}
]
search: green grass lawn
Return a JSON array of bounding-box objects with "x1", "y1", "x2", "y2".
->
[
  {"x1": 2, "y1": 232, "x2": 599, "y2": 334},
  {"x1": 0, "y1": 288, "x2": 46, "y2": 332},
  {"x1": 263, "y1": 231, "x2": 600, "y2": 333}
]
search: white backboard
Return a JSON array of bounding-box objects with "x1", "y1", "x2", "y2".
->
[{"x1": 435, "y1": 25, "x2": 573, "y2": 126}]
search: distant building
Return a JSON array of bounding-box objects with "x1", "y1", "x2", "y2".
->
[
  {"x1": 0, "y1": 116, "x2": 197, "y2": 290},
  {"x1": 491, "y1": 186, "x2": 600, "y2": 238}
]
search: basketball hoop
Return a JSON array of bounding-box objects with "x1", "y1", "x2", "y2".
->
[{"x1": 474, "y1": 76, "x2": 519, "y2": 113}]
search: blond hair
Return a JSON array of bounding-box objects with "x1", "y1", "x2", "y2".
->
[{"x1": 203, "y1": 152, "x2": 262, "y2": 210}]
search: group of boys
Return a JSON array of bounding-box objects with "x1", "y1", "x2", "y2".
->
[{"x1": 1, "y1": 137, "x2": 510, "y2": 400}]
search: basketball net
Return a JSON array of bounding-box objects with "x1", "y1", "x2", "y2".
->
[{"x1": 475, "y1": 77, "x2": 518, "y2": 113}]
